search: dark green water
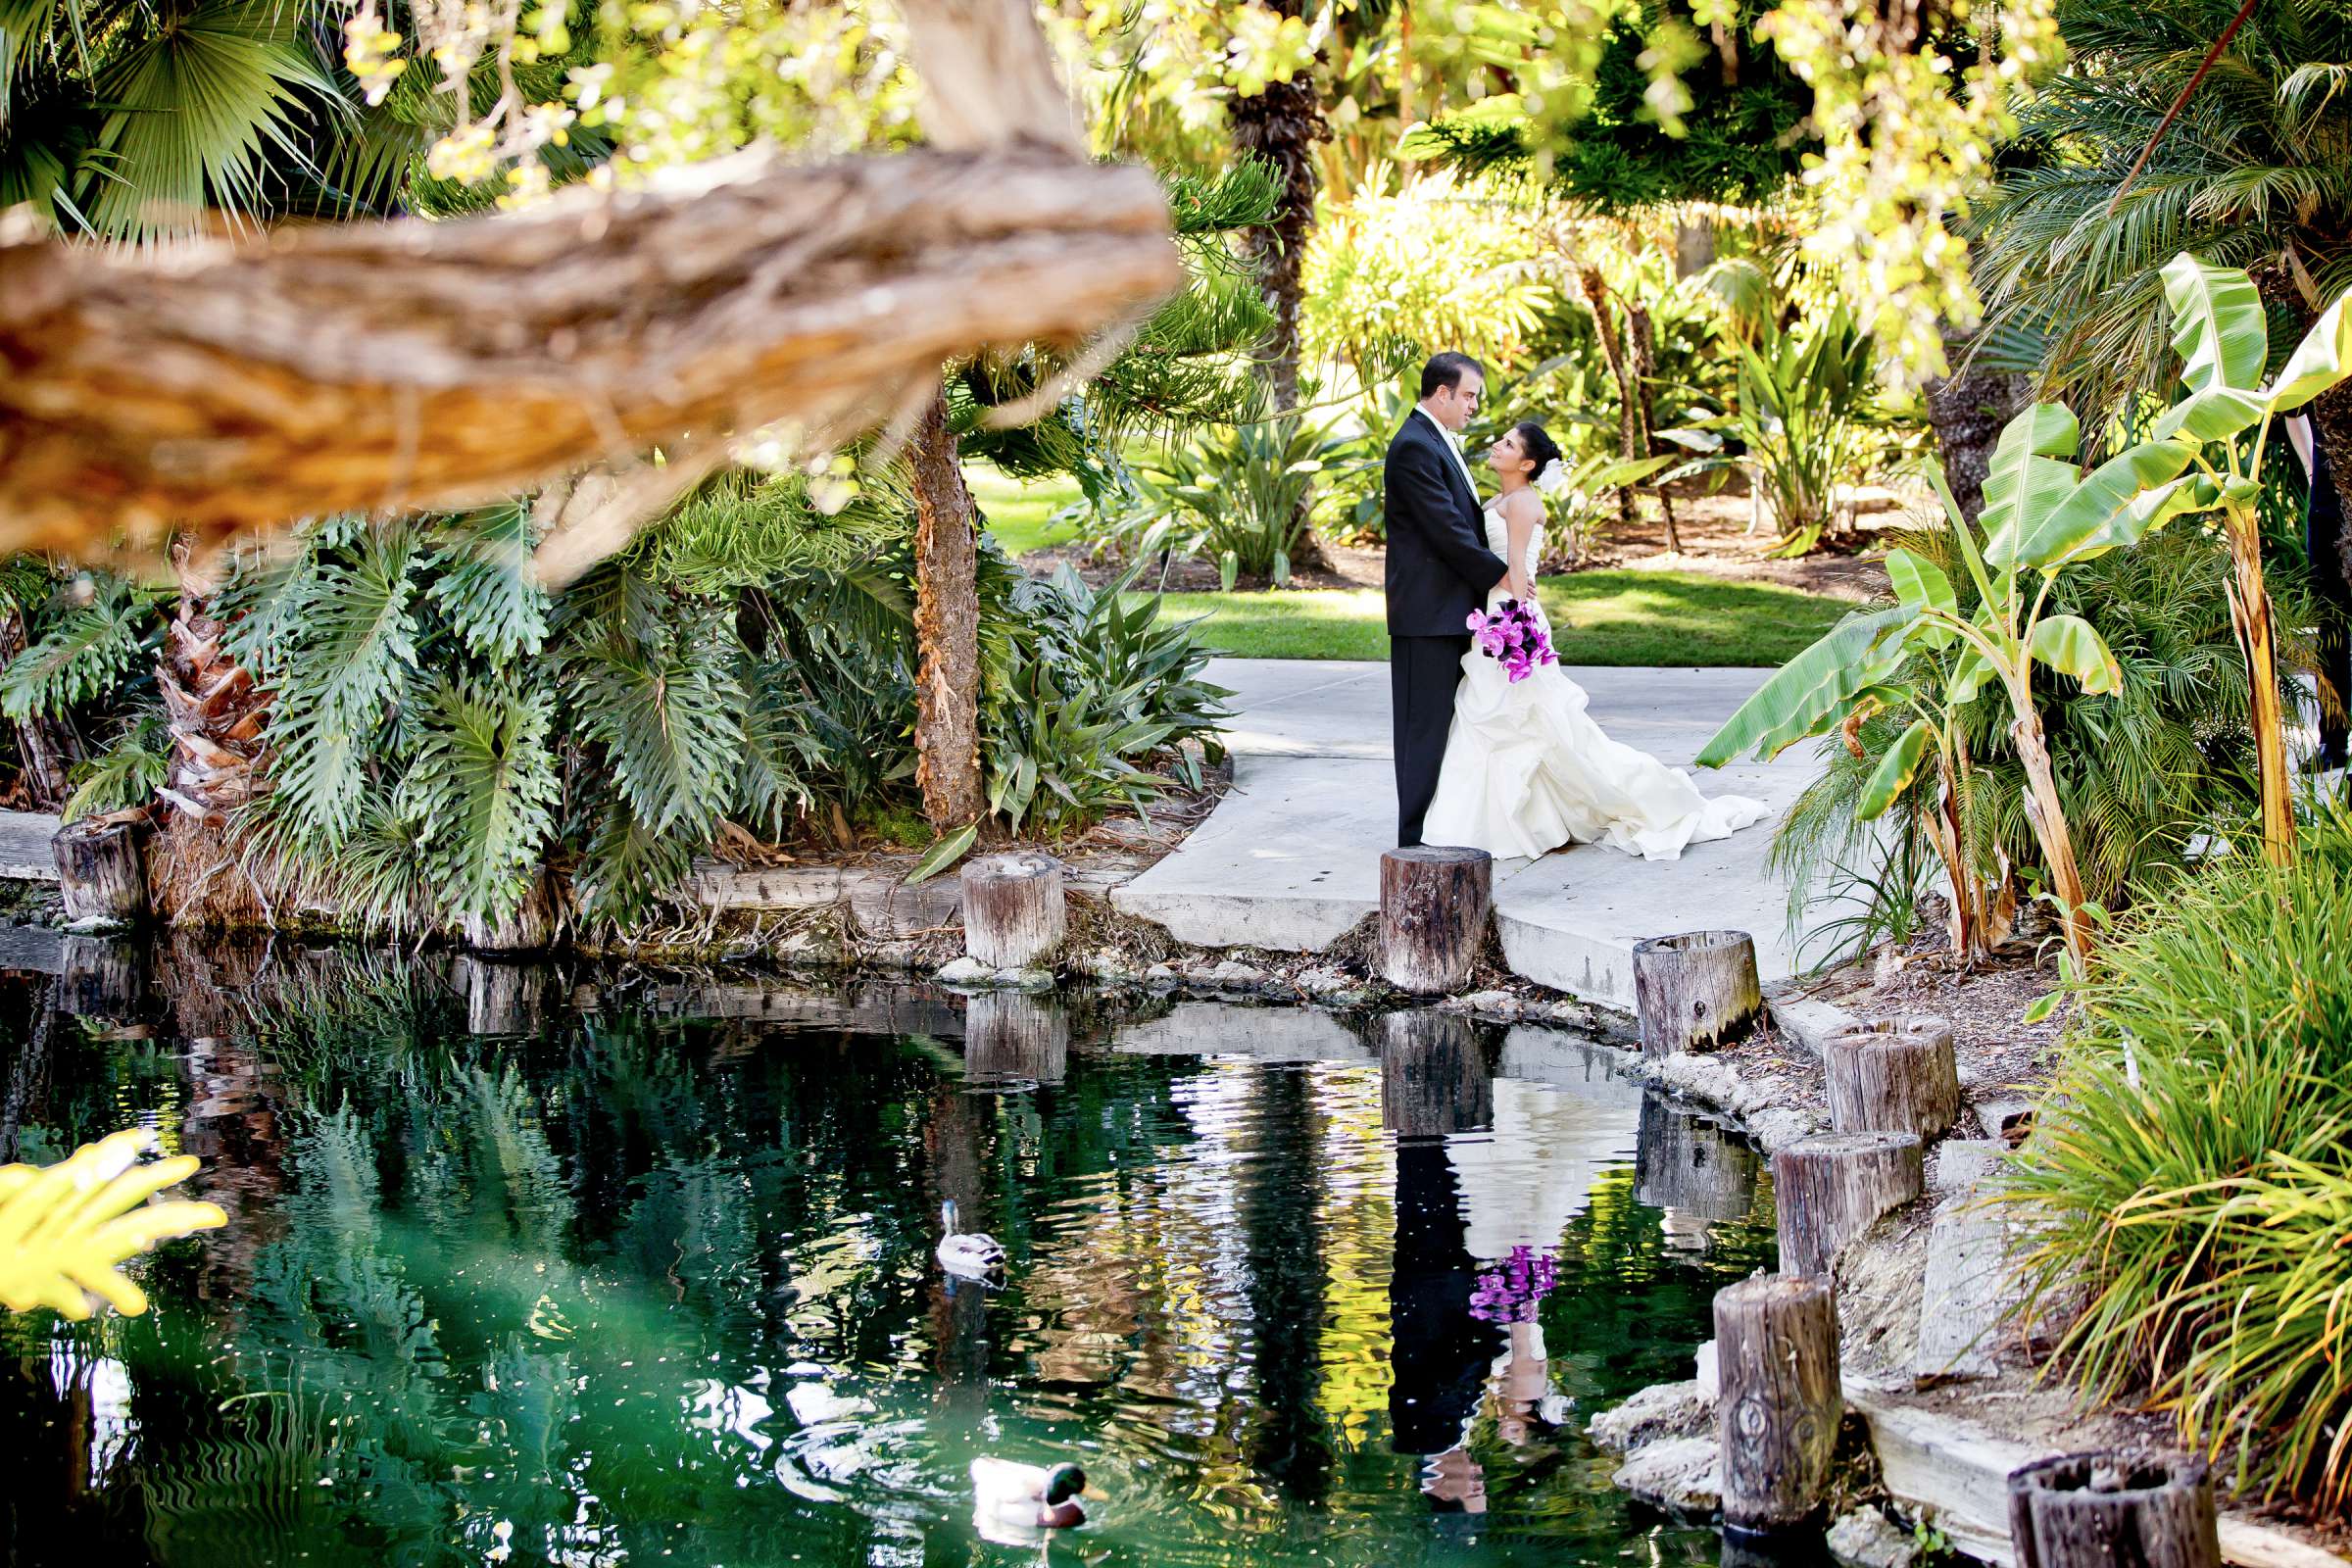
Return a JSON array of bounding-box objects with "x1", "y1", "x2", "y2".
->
[{"x1": 0, "y1": 949, "x2": 1773, "y2": 1568}]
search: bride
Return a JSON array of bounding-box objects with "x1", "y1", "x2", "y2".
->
[{"x1": 1421, "y1": 420, "x2": 1770, "y2": 862}]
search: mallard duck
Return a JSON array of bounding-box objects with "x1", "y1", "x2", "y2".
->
[
  {"x1": 935, "y1": 1200, "x2": 1004, "y2": 1279},
  {"x1": 970, "y1": 1457, "x2": 1097, "y2": 1531}
]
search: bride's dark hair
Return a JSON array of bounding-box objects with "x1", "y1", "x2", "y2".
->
[{"x1": 1511, "y1": 419, "x2": 1563, "y2": 478}]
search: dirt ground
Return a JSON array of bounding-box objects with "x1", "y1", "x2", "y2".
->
[{"x1": 1029, "y1": 475, "x2": 1910, "y2": 601}]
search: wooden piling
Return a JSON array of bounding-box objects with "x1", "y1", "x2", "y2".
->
[
  {"x1": 1823, "y1": 1015, "x2": 1961, "y2": 1139},
  {"x1": 53, "y1": 815, "x2": 147, "y2": 927},
  {"x1": 1632, "y1": 930, "x2": 1761, "y2": 1054},
  {"x1": 57, "y1": 933, "x2": 146, "y2": 1022},
  {"x1": 1378, "y1": 846, "x2": 1492, "y2": 994},
  {"x1": 1772, "y1": 1132, "x2": 1924, "y2": 1278},
  {"x1": 963, "y1": 991, "x2": 1070, "y2": 1088},
  {"x1": 455, "y1": 955, "x2": 547, "y2": 1036},
  {"x1": 1716, "y1": 1274, "x2": 1841, "y2": 1531},
  {"x1": 960, "y1": 852, "x2": 1065, "y2": 969},
  {"x1": 461, "y1": 870, "x2": 559, "y2": 953},
  {"x1": 1635, "y1": 1092, "x2": 1762, "y2": 1222},
  {"x1": 2008, "y1": 1453, "x2": 2220, "y2": 1568}
]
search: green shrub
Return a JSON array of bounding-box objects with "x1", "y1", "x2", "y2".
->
[
  {"x1": 2009, "y1": 811, "x2": 2352, "y2": 1508},
  {"x1": 1663, "y1": 303, "x2": 1916, "y2": 556},
  {"x1": 1107, "y1": 416, "x2": 1364, "y2": 589},
  {"x1": 984, "y1": 565, "x2": 1230, "y2": 835}
]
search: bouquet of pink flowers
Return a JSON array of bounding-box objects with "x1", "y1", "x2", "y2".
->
[
  {"x1": 1466, "y1": 599, "x2": 1556, "y2": 683},
  {"x1": 1470, "y1": 1246, "x2": 1562, "y2": 1325}
]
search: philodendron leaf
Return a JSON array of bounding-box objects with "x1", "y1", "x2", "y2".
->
[
  {"x1": 1983, "y1": 405, "x2": 2083, "y2": 570},
  {"x1": 2270, "y1": 289, "x2": 2352, "y2": 412},
  {"x1": 2162, "y1": 252, "x2": 2268, "y2": 394},
  {"x1": 1696, "y1": 606, "x2": 1918, "y2": 767},
  {"x1": 2028, "y1": 613, "x2": 2124, "y2": 695},
  {"x1": 2015, "y1": 440, "x2": 2197, "y2": 566},
  {"x1": 1858, "y1": 719, "x2": 1936, "y2": 820}
]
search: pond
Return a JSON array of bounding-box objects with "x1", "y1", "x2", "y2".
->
[{"x1": 0, "y1": 942, "x2": 1776, "y2": 1568}]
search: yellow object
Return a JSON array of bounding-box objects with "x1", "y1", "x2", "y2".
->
[{"x1": 0, "y1": 1127, "x2": 227, "y2": 1320}]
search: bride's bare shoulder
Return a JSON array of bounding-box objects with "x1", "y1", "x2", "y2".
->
[{"x1": 1500, "y1": 489, "x2": 1545, "y2": 522}]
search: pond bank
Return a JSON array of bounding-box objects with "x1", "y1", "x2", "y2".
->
[{"x1": 1588, "y1": 981, "x2": 2352, "y2": 1568}]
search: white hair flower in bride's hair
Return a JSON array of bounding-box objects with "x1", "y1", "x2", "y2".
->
[{"x1": 1533, "y1": 458, "x2": 1569, "y2": 497}]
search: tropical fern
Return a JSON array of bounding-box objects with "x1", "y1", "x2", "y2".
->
[
  {"x1": 0, "y1": 576, "x2": 151, "y2": 720},
  {"x1": 63, "y1": 708, "x2": 169, "y2": 823},
  {"x1": 249, "y1": 526, "x2": 422, "y2": 844},
  {"x1": 427, "y1": 505, "x2": 548, "y2": 663},
  {"x1": 397, "y1": 677, "x2": 561, "y2": 927}
]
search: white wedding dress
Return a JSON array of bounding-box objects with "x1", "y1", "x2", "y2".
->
[{"x1": 1421, "y1": 499, "x2": 1771, "y2": 861}]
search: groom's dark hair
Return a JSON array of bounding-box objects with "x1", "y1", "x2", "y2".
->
[{"x1": 1419, "y1": 352, "x2": 1485, "y2": 400}]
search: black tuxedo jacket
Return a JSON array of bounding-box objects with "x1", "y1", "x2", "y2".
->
[{"x1": 1383, "y1": 411, "x2": 1508, "y2": 637}]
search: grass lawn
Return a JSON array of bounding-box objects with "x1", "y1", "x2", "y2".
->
[
  {"x1": 1129, "y1": 571, "x2": 1853, "y2": 665},
  {"x1": 967, "y1": 466, "x2": 1086, "y2": 557}
]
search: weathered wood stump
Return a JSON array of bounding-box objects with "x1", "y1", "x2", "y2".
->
[
  {"x1": 1772, "y1": 1131, "x2": 1925, "y2": 1278},
  {"x1": 1632, "y1": 930, "x2": 1761, "y2": 1055},
  {"x1": 1824, "y1": 1015, "x2": 1961, "y2": 1139},
  {"x1": 53, "y1": 816, "x2": 147, "y2": 927},
  {"x1": 1378, "y1": 1009, "x2": 1493, "y2": 1138},
  {"x1": 963, "y1": 991, "x2": 1070, "y2": 1088},
  {"x1": 461, "y1": 870, "x2": 560, "y2": 953},
  {"x1": 1716, "y1": 1274, "x2": 1841, "y2": 1532},
  {"x1": 57, "y1": 934, "x2": 146, "y2": 1022},
  {"x1": 960, "y1": 852, "x2": 1065, "y2": 969},
  {"x1": 1378, "y1": 846, "x2": 1492, "y2": 995},
  {"x1": 1635, "y1": 1092, "x2": 1762, "y2": 1222},
  {"x1": 2008, "y1": 1453, "x2": 2220, "y2": 1568},
  {"x1": 456, "y1": 956, "x2": 548, "y2": 1037}
]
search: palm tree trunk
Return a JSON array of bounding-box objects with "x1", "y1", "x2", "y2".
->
[
  {"x1": 908, "y1": 385, "x2": 988, "y2": 832},
  {"x1": 1628, "y1": 304, "x2": 1678, "y2": 553},
  {"x1": 1924, "y1": 325, "x2": 2029, "y2": 526},
  {"x1": 151, "y1": 542, "x2": 271, "y2": 925},
  {"x1": 2223, "y1": 500, "x2": 2295, "y2": 863},
  {"x1": 1228, "y1": 0, "x2": 1327, "y2": 414}
]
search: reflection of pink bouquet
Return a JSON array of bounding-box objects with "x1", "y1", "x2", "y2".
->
[
  {"x1": 1465, "y1": 600, "x2": 1556, "y2": 684},
  {"x1": 1470, "y1": 1246, "x2": 1561, "y2": 1324}
]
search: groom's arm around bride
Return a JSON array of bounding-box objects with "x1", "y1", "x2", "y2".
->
[{"x1": 1386, "y1": 352, "x2": 1509, "y2": 849}]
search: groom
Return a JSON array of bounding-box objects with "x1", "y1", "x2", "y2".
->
[{"x1": 1386, "y1": 351, "x2": 1509, "y2": 847}]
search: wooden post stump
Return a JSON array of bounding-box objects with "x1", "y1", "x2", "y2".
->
[
  {"x1": 1378, "y1": 846, "x2": 1492, "y2": 995},
  {"x1": 1715, "y1": 1274, "x2": 1841, "y2": 1532},
  {"x1": 52, "y1": 816, "x2": 147, "y2": 927},
  {"x1": 2008, "y1": 1453, "x2": 2220, "y2": 1568},
  {"x1": 963, "y1": 991, "x2": 1070, "y2": 1088},
  {"x1": 1824, "y1": 1015, "x2": 1961, "y2": 1138},
  {"x1": 57, "y1": 934, "x2": 146, "y2": 1021},
  {"x1": 960, "y1": 852, "x2": 1065, "y2": 969},
  {"x1": 461, "y1": 870, "x2": 559, "y2": 953},
  {"x1": 1635, "y1": 1092, "x2": 1762, "y2": 1222},
  {"x1": 1377, "y1": 1009, "x2": 1493, "y2": 1138},
  {"x1": 456, "y1": 956, "x2": 548, "y2": 1036},
  {"x1": 1772, "y1": 1132, "x2": 1924, "y2": 1278},
  {"x1": 1632, "y1": 930, "x2": 1761, "y2": 1055}
]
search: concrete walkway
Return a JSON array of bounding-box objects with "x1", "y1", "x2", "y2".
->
[{"x1": 1113, "y1": 660, "x2": 1825, "y2": 1009}]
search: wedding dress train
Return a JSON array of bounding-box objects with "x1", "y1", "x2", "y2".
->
[{"x1": 1420, "y1": 500, "x2": 1770, "y2": 861}]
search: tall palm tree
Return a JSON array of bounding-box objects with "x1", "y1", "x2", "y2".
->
[
  {"x1": 1226, "y1": 0, "x2": 1327, "y2": 416},
  {"x1": 1972, "y1": 0, "x2": 2352, "y2": 562}
]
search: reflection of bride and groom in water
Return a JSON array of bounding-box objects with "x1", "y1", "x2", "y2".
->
[
  {"x1": 918, "y1": 994, "x2": 1767, "y2": 1545},
  {"x1": 1385, "y1": 1010, "x2": 1567, "y2": 1531}
]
